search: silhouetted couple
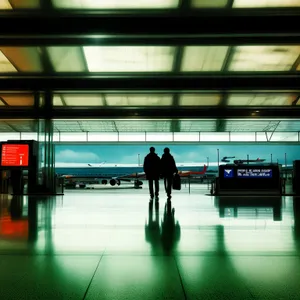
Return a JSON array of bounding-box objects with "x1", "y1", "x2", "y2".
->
[{"x1": 143, "y1": 147, "x2": 178, "y2": 202}]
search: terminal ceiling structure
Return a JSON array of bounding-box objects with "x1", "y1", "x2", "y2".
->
[{"x1": 0, "y1": 0, "x2": 299, "y2": 137}]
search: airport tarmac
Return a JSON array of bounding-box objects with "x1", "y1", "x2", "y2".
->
[
  {"x1": 70, "y1": 181, "x2": 210, "y2": 192},
  {"x1": 0, "y1": 183, "x2": 300, "y2": 299}
]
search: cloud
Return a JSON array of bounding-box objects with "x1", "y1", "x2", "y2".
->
[{"x1": 56, "y1": 149, "x2": 100, "y2": 163}]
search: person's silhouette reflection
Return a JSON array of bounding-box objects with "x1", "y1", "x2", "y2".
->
[
  {"x1": 145, "y1": 201, "x2": 181, "y2": 254},
  {"x1": 161, "y1": 202, "x2": 181, "y2": 254},
  {"x1": 145, "y1": 202, "x2": 161, "y2": 252}
]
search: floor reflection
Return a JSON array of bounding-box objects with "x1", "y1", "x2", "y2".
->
[
  {"x1": 145, "y1": 201, "x2": 181, "y2": 255},
  {"x1": 1, "y1": 191, "x2": 300, "y2": 255},
  {"x1": 215, "y1": 196, "x2": 282, "y2": 221}
]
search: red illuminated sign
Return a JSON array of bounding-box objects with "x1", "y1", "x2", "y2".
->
[{"x1": 1, "y1": 144, "x2": 29, "y2": 167}]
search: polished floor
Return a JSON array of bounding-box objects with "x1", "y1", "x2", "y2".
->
[{"x1": 0, "y1": 183, "x2": 300, "y2": 299}]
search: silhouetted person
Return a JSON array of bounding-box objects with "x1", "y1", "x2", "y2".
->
[
  {"x1": 143, "y1": 147, "x2": 161, "y2": 201},
  {"x1": 161, "y1": 147, "x2": 178, "y2": 200}
]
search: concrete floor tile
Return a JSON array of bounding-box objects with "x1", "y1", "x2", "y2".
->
[
  {"x1": 177, "y1": 256, "x2": 254, "y2": 300},
  {"x1": 0, "y1": 256, "x2": 100, "y2": 300},
  {"x1": 232, "y1": 256, "x2": 300, "y2": 300},
  {"x1": 85, "y1": 256, "x2": 185, "y2": 300}
]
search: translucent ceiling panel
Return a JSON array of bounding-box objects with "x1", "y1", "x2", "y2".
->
[
  {"x1": 83, "y1": 46, "x2": 174, "y2": 72},
  {"x1": 233, "y1": 0, "x2": 300, "y2": 7},
  {"x1": 276, "y1": 121, "x2": 300, "y2": 131},
  {"x1": 229, "y1": 46, "x2": 300, "y2": 71},
  {"x1": 225, "y1": 120, "x2": 273, "y2": 131},
  {"x1": 115, "y1": 120, "x2": 171, "y2": 132},
  {"x1": 0, "y1": 47, "x2": 42, "y2": 72},
  {"x1": 54, "y1": 120, "x2": 118, "y2": 132},
  {"x1": 63, "y1": 95, "x2": 104, "y2": 106},
  {"x1": 0, "y1": 51, "x2": 17, "y2": 72},
  {"x1": 228, "y1": 94, "x2": 296, "y2": 106},
  {"x1": 180, "y1": 120, "x2": 216, "y2": 131},
  {"x1": 1, "y1": 94, "x2": 34, "y2": 106},
  {"x1": 54, "y1": 121, "x2": 83, "y2": 132},
  {"x1": 9, "y1": 0, "x2": 40, "y2": 8},
  {"x1": 53, "y1": 95, "x2": 64, "y2": 106},
  {"x1": 52, "y1": 0, "x2": 179, "y2": 9},
  {"x1": 47, "y1": 47, "x2": 86, "y2": 72},
  {"x1": 181, "y1": 46, "x2": 228, "y2": 72},
  {"x1": 0, "y1": 0, "x2": 12, "y2": 9},
  {"x1": 0, "y1": 121, "x2": 16, "y2": 131},
  {"x1": 7, "y1": 120, "x2": 36, "y2": 131},
  {"x1": 179, "y1": 94, "x2": 221, "y2": 106},
  {"x1": 79, "y1": 121, "x2": 117, "y2": 132},
  {"x1": 192, "y1": 0, "x2": 228, "y2": 7},
  {"x1": 105, "y1": 94, "x2": 173, "y2": 106}
]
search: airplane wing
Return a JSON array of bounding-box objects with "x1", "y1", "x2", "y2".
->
[
  {"x1": 117, "y1": 172, "x2": 146, "y2": 180},
  {"x1": 178, "y1": 165, "x2": 207, "y2": 177}
]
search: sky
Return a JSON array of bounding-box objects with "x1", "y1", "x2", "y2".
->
[{"x1": 55, "y1": 144, "x2": 300, "y2": 166}]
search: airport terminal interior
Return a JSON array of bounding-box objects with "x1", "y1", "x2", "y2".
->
[{"x1": 1, "y1": 1, "x2": 300, "y2": 299}]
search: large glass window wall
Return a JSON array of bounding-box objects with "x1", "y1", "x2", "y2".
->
[{"x1": 1, "y1": 119, "x2": 300, "y2": 143}]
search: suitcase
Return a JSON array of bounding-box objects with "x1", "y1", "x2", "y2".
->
[{"x1": 172, "y1": 173, "x2": 181, "y2": 190}]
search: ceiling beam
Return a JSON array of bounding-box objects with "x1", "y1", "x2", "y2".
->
[
  {"x1": 2, "y1": 107, "x2": 300, "y2": 119},
  {"x1": 0, "y1": 35, "x2": 298, "y2": 46},
  {"x1": 60, "y1": 95, "x2": 67, "y2": 106},
  {"x1": 0, "y1": 74, "x2": 298, "y2": 91},
  {"x1": 0, "y1": 97, "x2": 8, "y2": 106},
  {"x1": 292, "y1": 96, "x2": 300, "y2": 106},
  {"x1": 0, "y1": 10, "x2": 298, "y2": 46},
  {"x1": 39, "y1": 47, "x2": 54, "y2": 73}
]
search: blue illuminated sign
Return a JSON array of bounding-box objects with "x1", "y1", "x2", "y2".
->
[
  {"x1": 237, "y1": 169, "x2": 273, "y2": 178},
  {"x1": 224, "y1": 169, "x2": 234, "y2": 178}
]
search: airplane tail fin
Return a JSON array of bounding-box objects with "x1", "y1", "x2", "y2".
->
[{"x1": 202, "y1": 164, "x2": 207, "y2": 174}]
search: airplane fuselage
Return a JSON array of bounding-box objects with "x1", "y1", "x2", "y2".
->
[{"x1": 55, "y1": 165, "x2": 206, "y2": 178}]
